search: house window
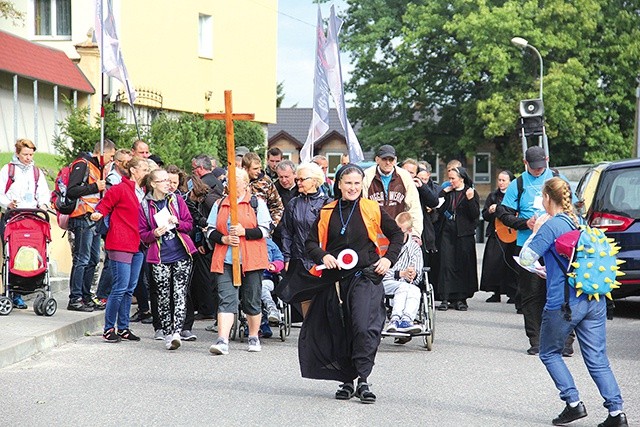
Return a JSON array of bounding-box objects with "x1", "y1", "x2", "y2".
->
[
  {"x1": 326, "y1": 153, "x2": 342, "y2": 179},
  {"x1": 281, "y1": 152, "x2": 291, "y2": 161},
  {"x1": 474, "y1": 152, "x2": 491, "y2": 183},
  {"x1": 34, "y1": 0, "x2": 71, "y2": 37},
  {"x1": 198, "y1": 14, "x2": 213, "y2": 58}
]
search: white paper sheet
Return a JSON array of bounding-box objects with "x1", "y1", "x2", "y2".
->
[{"x1": 153, "y1": 207, "x2": 176, "y2": 230}]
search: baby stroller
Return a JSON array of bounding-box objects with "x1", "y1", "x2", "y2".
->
[{"x1": 0, "y1": 209, "x2": 56, "y2": 316}]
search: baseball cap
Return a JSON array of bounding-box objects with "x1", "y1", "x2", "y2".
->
[
  {"x1": 235, "y1": 146, "x2": 249, "y2": 157},
  {"x1": 376, "y1": 144, "x2": 396, "y2": 158},
  {"x1": 525, "y1": 146, "x2": 547, "y2": 169}
]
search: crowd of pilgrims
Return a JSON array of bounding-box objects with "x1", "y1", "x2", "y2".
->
[{"x1": 3, "y1": 139, "x2": 521, "y2": 403}]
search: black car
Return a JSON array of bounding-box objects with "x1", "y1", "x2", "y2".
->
[{"x1": 576, "y1": 158, "x2": 640, "y2": 298}]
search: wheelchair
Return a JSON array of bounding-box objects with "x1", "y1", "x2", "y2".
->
[
  {"x1": 230, "y1": 275, "x2": 292, "y2": 342},
  {"x1": 381, "y1": 267, "x2": 436, "y2": 350}
]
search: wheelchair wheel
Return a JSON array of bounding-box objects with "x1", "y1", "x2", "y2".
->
[
  {"x1": 283, "y1": 303, "x2": 291, "y2": 337},
  {"x1": 230, "y1": 312, "x2": 239, "y2": 341},
  {"x1": 422, "y1": 283, "x2": 435, "y2": 350}
]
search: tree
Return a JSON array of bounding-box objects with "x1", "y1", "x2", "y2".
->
[
  {"x1": 0, "y1": 0, "x2": 24, "y2": 24},
  {"x1": 146, "y1": 113, "x2": 266, "y2": 171},
  {"x1": 341, "y1": 0, "x2": 640, "y2": 169},
  {"x1": 276, "y1": 81, "x2": 285, "y2": 108},
  {"x1": 53, "y1": 98, "x2": 137, "y2": 166}
]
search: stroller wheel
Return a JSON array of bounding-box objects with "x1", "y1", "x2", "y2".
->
[
  {"x1": 43, "y1": 298, "x2": 57, "y2": 316},
  {"x1": 0, "y1": 296, "x2": 13, "y2": 315},
  {"x1": 33, "y1": 295, "x2": 45, "y2": 316}
]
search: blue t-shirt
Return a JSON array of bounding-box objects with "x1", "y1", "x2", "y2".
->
[
  {"x1": 501, "y1": 169, "x2": 571, "y2": 246},
  {"x1": 527, "y1": 214, "x2": 583, "y2": 310}
]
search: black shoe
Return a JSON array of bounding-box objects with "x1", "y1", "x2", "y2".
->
[
  {"x1": 67, "y1": 299, "x2": 94, "y2": 312},
  {"x1": 355, "y1": 382, "x2": 376, "y2": 404},
  {"x1": 335, "y1": 382, "x2": 354, "y2": 400},
  {"x1": 562, "y1": 346, "x2": 574, "y2": 357},
  {"x1": 527, "y1": 346, "x2": 539, "y2": 355},
  {"x1": 454, "y1": 301, "x2": 468, "y2": 311},
  {"x1": 394, "y1": 336, "x2": 412, "y2": 345},
  {"x1": 117, "y1": 328, "x2": 141, "y2": 341},
  {"x1": 552, "y1": 402, "x2": 587, "y2": 426},
  {"x1": 130, "y1": 310, "x2": 152, "y2": 322},
  {"x1": 140, "y1": 314, "x2": 154, "y2": 324},
  {"x1": 485, "y1": 294, "x2": 501, "y2": 303},
  {"x1": 437, "y1": 301, "x2": 449, "y2": 311},
  {"x1": 194, "y1": 313, "x2": 215, "y2": 320},
  {"x1": 103, "y1": 328, "x2": 121, "y2": 343},
  {"x1": 598, "y1": 413, "x2": 628, "y2": 427}
]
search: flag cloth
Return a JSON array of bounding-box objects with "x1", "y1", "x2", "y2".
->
[
  {"x1": 95, "y1": 0, "x2": 136, "y2": 105},
  {"x1": 301, "y1": 5, "x2": 331, "y2": 164},
  {"x1": 323, "y1": 5, "x2": 363, "y2": 163}
]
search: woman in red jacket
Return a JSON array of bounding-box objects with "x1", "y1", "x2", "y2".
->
[{"x1": 91, "y1": 157, "x2": 150, "y2": 343}]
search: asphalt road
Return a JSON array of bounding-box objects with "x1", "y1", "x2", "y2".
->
[{"x1": 1, "y1": 293, "x2": 638, "y2": 427}]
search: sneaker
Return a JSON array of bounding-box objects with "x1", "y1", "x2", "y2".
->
[
  {"x1": 130, "y1": 310, "x2": 152, "y2": 323},
  {"x1": 598, "y1": 413, "x2": 628, "y2": 427},
  {"x1": 260, "y1": 321, "x2": 273, "y2": 339},
  {"x1": 103, "y1": 328, "x2": 121, "y2": 343},
  {"x1": 527, "y1": 346, "x2": 539, "y2": 355},
  {"x1": 247, "y1": 336, "x2": 261, "y2": 352},
  {"x1": 67, "y1": 298, "x2": 94, "y2": 312},
  {"x1": 267, "y1": 306, "x2": 280, "y2": 324},
  {"x1": 154, "y1": 329, "x2": 165, "y2": 341},
  {"x1": 117, "y1": 328, "x2": 141, "y2": 341},
  {"x1": 397, "y1": 320, "x2": 422, "y2": 334},
  {"x1": 394, "y1": 336, "x2": 412, "y2": 345},
  {"x1": 180, "y1": 330, "x2": 197, "y2": 341},
  {"x1": 12, "y1": 295, "x2": 27, "y2": 309},
  {"x1": 552, "y1": 402, "x2": 587, "y2": 426},
  {"x1": 209, "y1": 338, "x2": 229, "y2": 355},
  {"x1": 91, "y1": 296, "x2": 106, "y2": 311},
  {"x1": 385, "y1": 319, "x2": 399, "y2": 332},
  {"x1": 165, "y1": 332, "x2": 181, "y2": 350},
  {"x1": 205, "y1": 323, "x2": 218, "y2": 333}
]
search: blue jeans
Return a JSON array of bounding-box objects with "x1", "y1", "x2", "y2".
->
[
  {"x1": 104, "y1": 252, "x2": 144, "y2": 331},
  {"x1": 539, "y1": 298, "x2": 623, "y2": 412},
  {"x1": 68, "y1": 216, "x2": 101, "y2": 302}
]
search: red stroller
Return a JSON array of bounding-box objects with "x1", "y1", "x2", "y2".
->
[{"x1": 0, "y1": 209, "x2": 56, "y2": 316}]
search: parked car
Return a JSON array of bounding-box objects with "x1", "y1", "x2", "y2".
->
[{"x1": 575, "y1": 159, "x2": 640, "y2": 298}]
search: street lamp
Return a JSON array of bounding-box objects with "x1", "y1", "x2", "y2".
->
[{"x1": 511, "y1": 37, "x2": 543, "y2": 101}]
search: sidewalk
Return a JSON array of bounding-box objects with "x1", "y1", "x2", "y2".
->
[
  {"x1": 0, "y1": 243, "x2": 488, "y2": 369},
  {"x1": 0, "y1": 277, "x2": 104, "y2": 369}
]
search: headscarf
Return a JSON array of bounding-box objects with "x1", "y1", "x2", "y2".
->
[
  {"x1": 452, "y1": 166, "x2": 473, "y2": 188},
  {"x1": 332, "y1": 163, "x2": 364, "y2": 200}
]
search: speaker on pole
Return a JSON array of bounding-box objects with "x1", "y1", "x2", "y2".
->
[{"x1": 519, "y1": 98, "x2": 544, "y2": 118}]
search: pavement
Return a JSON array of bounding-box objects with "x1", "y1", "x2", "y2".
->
[{"x1": 0, "y1": 243, "x2": 487, "y2": 370}]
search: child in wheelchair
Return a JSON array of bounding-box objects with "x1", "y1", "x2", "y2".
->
[
  {"x1": 383, "y1": 212, "x2": 424, "y2": 338},
  {"x1": 260, "y1": 238, "x2": 284, "y2": 338}
]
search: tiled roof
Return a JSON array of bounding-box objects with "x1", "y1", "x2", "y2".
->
[
  {"x1": 268, "y1": 108, "x2": 348, "y2": 144},
  {"x1": 0, "y1": 30, "x2": 94, "y2": 93}
]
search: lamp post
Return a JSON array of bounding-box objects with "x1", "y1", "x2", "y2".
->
[
  {"x1": 511, "y1": 37, "x2": 543, "y2": 101},
  {"x1": 512, "y1": 37, "x2": 548, "y2": 163}
]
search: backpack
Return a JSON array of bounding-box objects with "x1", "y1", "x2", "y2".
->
[
  {"x1": 51, "y1": 159, "x2": 89, "y2": 229},
  {"x1": 4, "y1": 163, "x2": 41, "y2": 206},
  {"x1": 551, "y1": 214, "x2": 624, "y2": 320},
  {"x1": 141, "y1": 195, "x2": 181, "y2": 229}
]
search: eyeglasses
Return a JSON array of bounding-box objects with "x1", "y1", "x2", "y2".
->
[
  {"x1": 295, "y1": 177, "x2": 313, "y2": 183},
  {"x1": 154, "y1": 179, "x2": 169, "y2": 183}
]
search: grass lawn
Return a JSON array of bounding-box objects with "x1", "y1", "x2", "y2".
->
[{"x1": 0, "y1": 152, "x2": 63, "y2": 187}]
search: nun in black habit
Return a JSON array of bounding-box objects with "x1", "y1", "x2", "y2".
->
[{"x1": 276, "y1": 164, "x2": 403, "y2": 403}]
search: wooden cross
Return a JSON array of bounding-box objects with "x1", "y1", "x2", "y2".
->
[{"x1": 204, "y1": 90, "x2": 255, "y2": 286}]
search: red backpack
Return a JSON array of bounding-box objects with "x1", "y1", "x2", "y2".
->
[
  {"x1": 5, "y1": 163, "x2": 41, "y2": 196},
  {"x1": 50, "y1": 160, "x2": 88, "y2": 230}
]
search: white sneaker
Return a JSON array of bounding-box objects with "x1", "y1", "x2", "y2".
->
[
  {"x1": 154, "y1": 329, "x2": 164, "y2": 341},
  {"x1": 267, "y1": 307, "x2": 281, "y2": 324},
  {"x1": 209, "y1": 338, "x2": 229, "y2": 355},
  {"x1": 165, "y1": 332, "x2": 181, "y2": 350},
  {"x1": 247, "y1": 336, "x2": 261, "y2": 352}
]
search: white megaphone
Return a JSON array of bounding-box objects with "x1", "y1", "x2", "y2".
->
[{"x1": 315, "y1": 248, "x2": 358, "y2": 270}]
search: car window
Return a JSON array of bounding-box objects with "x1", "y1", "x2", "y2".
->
[{"x1": 598, "y1": 168, "x2": 640, "y2": 219}]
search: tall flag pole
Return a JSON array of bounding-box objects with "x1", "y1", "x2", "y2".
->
[
  {"x1": 301, "y1": 5, "x2": 331, "y2": 164},
  {"x1": 95, "y1": 0, "x2": 140, "y2": 143},
  {"x1": 324, "y1": 5, "x2": 363, "y2": 163}
]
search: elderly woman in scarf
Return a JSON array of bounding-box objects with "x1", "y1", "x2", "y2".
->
[{"x1": 435, "y1": 166, "x2": 480, "y2": 311}]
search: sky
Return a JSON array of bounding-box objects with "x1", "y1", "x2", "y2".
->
[{"x1": 276, "y1": 0, "x2": 350, "y2": 108}]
